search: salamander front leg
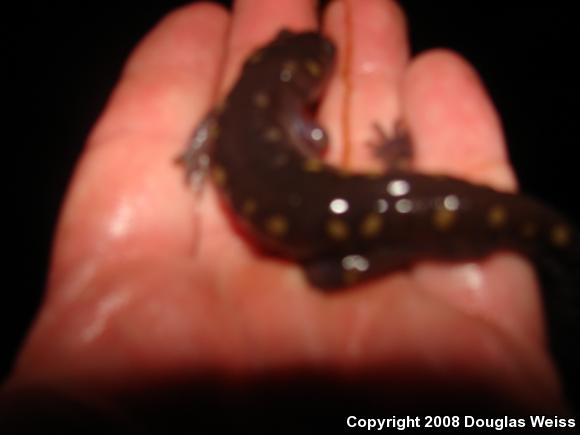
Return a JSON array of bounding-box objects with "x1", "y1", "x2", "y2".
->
[
  {"x1": 370, "y1": 120, "x2": 414, "y2": 171},
  {"x1": 175, "y1": 113, "x2": 221, "y2": 254},
  {"x1": 175, "y1": 113, "x2": 219, "y2": 194}
]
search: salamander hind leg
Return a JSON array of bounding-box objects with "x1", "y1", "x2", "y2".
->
[
  {"x1": 303, "y1": 249, "x2": 414, "y2": 289},
  {"x1": 370, "y1": 120, "x2": 414, "y2": 171}
]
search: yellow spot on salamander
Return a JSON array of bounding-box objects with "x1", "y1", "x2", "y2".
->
[
  {"x1": 326, "y1": 218, "x2": 350, "y2": 241},
  {"x1": 249, "y1": 50, "x2": 263, "y2": 64},
  {"x1": 211, "y1": 166, "x2": 227, "y2": 186},
  {"x1": 551, "y1": 224, "x2": 571, "y2": 247},
  {"x1": 265, "y1": 215, "x2": 289, "y2": 237},
  {"x1": 360, "y1": 213, "x2": 383, "y2": 238},
  {"x1": 263, "y1": 127, "x2": 282, "y2": 142},
  {"x1": 207, "y1": 122, "x2": 220, "y2": 141},
  {"x1": 433, "y1": 208, "x2": 456, "y2": 231},
  {"x1": 280, "y1": 60, "x2": 298, "y2": 82},
  {"x1": 305, "y1": 59, "x2": 321, "y2": 77},
  {"x1": 487, "y1": 205, "x2": 507, "y2": 228},
  {"x1": 303, "y1": 158, "x2": 323, "y2": 172},
  {"x1": 253, "y1": 92, "x2": 270, "y2": 108},
  {"x1": 242, "y1": 199, "x2": 257, "y2": 216}
]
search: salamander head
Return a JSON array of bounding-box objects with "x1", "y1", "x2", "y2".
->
[{"x1": 247, "y1": 29, "x2": 336, "y2": 102}]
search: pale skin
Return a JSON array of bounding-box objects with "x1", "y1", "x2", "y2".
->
[{"x1": 4, "y1": 0, "x2": 566, "y2": 412}]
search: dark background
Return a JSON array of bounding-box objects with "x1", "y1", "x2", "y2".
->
[{"x1": 5, "y1": 0, "x2": 578, "y2": 387}]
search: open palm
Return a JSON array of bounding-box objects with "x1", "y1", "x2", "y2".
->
[{"x1": 7, "y1": 0, "x2": 564, "y2": 414}]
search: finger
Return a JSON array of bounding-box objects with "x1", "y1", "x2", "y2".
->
[
  {"x1": 48, "y1": 4, "x2": 229, "y2": 299},
  {"x1": 401, "y1": 51, "x2": 545, "y2": 362},
  {"x1": 320, "y1": 274, "x2": 562, "y2": 411},
  {"x1": 221, "y1": 0, "x2": 319, "y2": 93},
  {"x1": 402, "y1": 50, "x2": 517, "y2": 190},
  {"x1": 321, "y1": 0, "x2": 410, "y2": 169}
]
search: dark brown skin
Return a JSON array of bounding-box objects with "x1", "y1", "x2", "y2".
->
[
  {"x1": 3, "y1": 0, "x2": 578, "y2": 426},
  {"x1": 183, "y1": 32, "x2": 577, "y2": 283},
  {"x1": 181, "y1": 29, "x2": 580, "y2": 407}
]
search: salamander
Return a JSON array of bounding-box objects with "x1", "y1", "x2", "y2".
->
[{"x1": 178, "y1": 30, "x2": 580, "y2": 409}]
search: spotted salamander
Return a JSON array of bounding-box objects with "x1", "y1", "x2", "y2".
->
[{"x1": 179, "y1": 30, "x2": 580, "y2": 408}]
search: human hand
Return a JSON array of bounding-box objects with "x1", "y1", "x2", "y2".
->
[{"x1": 5, "y1": 0, "x2": 565, "y2": 421}]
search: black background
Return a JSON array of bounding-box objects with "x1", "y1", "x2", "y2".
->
[{"x1": 5, "y1": 0, "x2": 579, "y2": 392}]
